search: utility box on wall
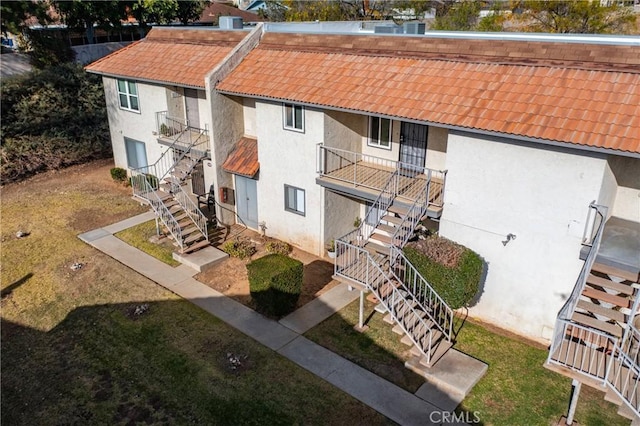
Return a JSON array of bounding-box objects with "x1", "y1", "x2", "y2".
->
[{"x1": 220, "y1": 187, "x2": 234, "y2": 205}]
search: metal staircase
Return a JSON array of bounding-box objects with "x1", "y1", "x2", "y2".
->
[
  {"x1": 334, "y1": 168, "x2": 455, "y2": 367},
  {"x1": 546, "y1": 203, "x2": 640, "y2": 421},
  {"x1": 130, "y1": 125, "x2": 211, "y2": 253}
]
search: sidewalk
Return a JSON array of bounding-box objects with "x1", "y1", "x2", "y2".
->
[{"x1": 79, "y1": 212, "x2": 466, "y2": 426}]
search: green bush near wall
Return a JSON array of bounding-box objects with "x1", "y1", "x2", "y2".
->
[
  {"x1": 247, "y1": 254, "x2": 303, "y2": 317},
  {"x1": 403, "y1": 238, "x2": 483, "y2": 310}
]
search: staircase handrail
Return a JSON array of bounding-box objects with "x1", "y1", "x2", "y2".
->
[
  {"x1": 131, "y1": 126, "x2": 209, "y2": 199},
  {"x1": 130, "y1": 173, "x2": 184, "y2": 251},
  {"x1": 335, "y1": 239, "x2": 437, "y2": 362},
  {"x1": 389, "y1": 246, "x2": 455, "y2": 341},
  {"x1": 171, "y1": 183, "x2": 208, "y2": 241},
  {"x1": 337, "y1": 169, "x2": 399, "y2": 245},
  {"x1": 608, "y1": 340, "x2": 640, "y2": 414},
  {"x1": 389, "y1": 174, "x2": 431, "y2": 256},
  {"x1": 557, "y1": 203, "x2": 608, "y2": 321}
]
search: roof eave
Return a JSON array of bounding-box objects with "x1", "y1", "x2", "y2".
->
[
  {"x1": 86, "y1": 69, "x2": 206, "y2": 90},
  {"x1": 216, "y1": 89, "x2": 640, "y2": 159}
]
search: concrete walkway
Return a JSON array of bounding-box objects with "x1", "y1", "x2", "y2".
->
[{"x1": 79, "y1": 212, "x2": 468, "y2": 426}]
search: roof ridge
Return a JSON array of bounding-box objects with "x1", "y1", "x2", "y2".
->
[{"x1": 255, "y1": 45, "x2": 640, "y2": 74}]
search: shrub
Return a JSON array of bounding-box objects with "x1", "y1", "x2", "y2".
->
[
  {"x1": 265, "y1": 240, "x2": 292, "y2": 256},
  {"x1": 110, "y1": 167, "x2": 128, "y2": 183},
  {"x1": 247, "y1": 254, "x2": 303, "y2": 317},
  {"x1": 221, "y1": 238, "x2": 256, "y2": 259},
  {"x1": 0, "y1": 63, "x2": 110, "y2": 183},
  {"x1": 403, "y1": 236, "x2": 483, "y2": 309}
]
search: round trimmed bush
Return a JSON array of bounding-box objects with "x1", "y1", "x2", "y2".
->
[{"x1": 247, "y1": 254, "x2": 303, "y2": 317}]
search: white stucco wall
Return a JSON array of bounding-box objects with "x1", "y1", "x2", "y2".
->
[
  {"x1": 103, "y1": 76, "x2": 168, "y2": 170},
  {"x1": 255, "y1": 101, "x2": 325, "y2": 255},
  {"x1": 439, "y1": 132, "x2": 609, "y2": 342},
  {"x1": 609, "y1": 156, "x2": 640, "y2": 222},
  {"x1": 425, "y1": 126, "x2": 448, "y2": 171},
  {"x1": 196, "y1": 90, "x2": 210, "y2": 132},
  {"x1": 242, "y1": 98, "x2": 257, "y2": 138},
  {"x1": 598, "y1": 160, "x2": 618, "y2": 220}
]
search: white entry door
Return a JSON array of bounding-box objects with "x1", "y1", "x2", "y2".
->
[{"x1": 235, "y1": 175, "x2": 258, "y2": 229}]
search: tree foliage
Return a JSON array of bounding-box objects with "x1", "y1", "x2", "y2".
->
[
  {"x1": 1, "y1": 64, "x2": 111, "y2": 183},
  {"x1": 260, "y1": 0, "x2": 430, "y2": 22},
  {"x1": 512, "y1": 0, "x2": 637, "y2": 34},
  {"x1": 432, "y1": 0, "x2": 483, "y2": 31},
  {"x1": 0, "y1": 1, "x2": 49, "y2": 35}
]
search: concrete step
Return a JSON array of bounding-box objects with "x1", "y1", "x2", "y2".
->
[
  {"x1": 409, "y1": 348, "x2": 487, "y2": 405},
  {"x1": 183, "y1": 232, "x2": 204, "y2": 245},
  {"x1": 592, "y1": 262, "x2": 640, "y2": 284},
  {"x1": 576, "y1": 299, "x2": 626, "y2": 323},
  {"x1": 571, "y1": 311, "x2": 623, "y2": 337},
  {"x1": 587, "y1": 273, "x2": 635, "y2": 295},
  {"x1": 173, "y1": 244, "x2": 227, "y2": 269}
]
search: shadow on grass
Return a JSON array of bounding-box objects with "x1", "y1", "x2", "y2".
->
[{"x1": 1, "y1": 273, "x2": 33, "y2": 299}]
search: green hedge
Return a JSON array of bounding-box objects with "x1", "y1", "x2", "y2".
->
[
  {"x1": 403, "y1": 239, "x2": 483, "y2": 310},
  {"x1": 247, "y1": 254, "x2": 303, "y2": 317}
]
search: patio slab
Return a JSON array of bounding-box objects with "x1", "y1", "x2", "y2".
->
[{"x1": 173, "y1": 246, "x2": 228, "y2": 273}]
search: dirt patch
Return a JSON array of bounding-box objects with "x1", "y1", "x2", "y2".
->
[{"x1": 196, "y1": 231, "x2": 340, "y2": 312}]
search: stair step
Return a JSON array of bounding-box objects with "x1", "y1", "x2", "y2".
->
[
  {"x1": 376, "y1": 224, "x2": 397, "y2": 234},
  {"x1": 571, "y1": 311, "x2": 623, "y2": 337},
  {"x1": 388, "y1": 204, "x2": 410, "y2": 217},
  {"x1": 383, "y1": 313, "x2": 395, "y2": 325},
  {"x1": 402, "y1": 310, "x2": 429, "y2": 331},
  {"x1": 591, "y1": 262, "x2": 639, "y2": 284},
  {"x1": 183, "y1": 232, "x2": 205, "y2": 245},
  {"x1": 400, "y1": 334, "x2": 415, "y2": 346},
  {"x1": 181, "y1": 226, "x2": 198, "y2": 236},
  {"x1": 587, "y1": 273, "x2": 635, "y2": 295},
  {"x1": 576, "y1": 299, "x2": 626, "y2": 323},
  {"x1": 364, "y1": 242, "x2": 390, "y2": 256},
  {"x1": 582, "y1": 287, "x2": 631, "y2": 309},
  {"x1": 168, "y1": 205, "x2": 184, "y2": 215},
  {"x1": 416, "y1": 338, "x2": 452, "y2": 368},
  {"x1": 378, "y1": 281, "x2": 397, "y2": 299},
  {"x1": 369, "y1": 232, "x2": 393, "y2": 245},
  {"x1": 164, "y1": 176, "x2": 181, "y2": 185},
  {"x1": 381, "y1": 215, "x2": 403, "y2": 225},
  {"x1": 181, "y1": 239, "x2": 210, "y2": 254}
]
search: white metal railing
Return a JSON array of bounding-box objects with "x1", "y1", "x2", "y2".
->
[
  {"x1": 551, "y1": 319, "x2": 617, "y2": 382},
  {"x1": 390, "y1": 177, "x2": 430, "y2": 256},
  {"x1": 390, "y1": 246, "x2": 454, "y2": 341},
  {"x1": 338, "y1": 170, "x2": 398, "y2": 246},
  {"x1": 317, "y1": 144, "x2": 446, "y2": 205},
  {"x1": 334, "y1": 240, "x2": 438, "y2": 363},
  {"x1": 609, "y1": 327, "x2": 640, "y2": 413},
  {"x1": 172, "y1": 183, "x2": 208, "y2": 242},
  {"x1": 130, "y1": 174, "x2": 184, "y2": 251}
]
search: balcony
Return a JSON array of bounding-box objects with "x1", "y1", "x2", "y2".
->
[
  {"x1": 316, "y1": 145, "x2": 446, "y2": 218},
  {"x1": 155, "y1": 111, "x2": 210, "y2": 155}
]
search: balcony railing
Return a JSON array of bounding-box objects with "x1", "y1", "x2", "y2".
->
[
  {"x1": 317, "y1": 144, "x2": 446, "y2": 207},
  {"x1": 156, "y1": 111, "x2": 209, "y2": 152}
]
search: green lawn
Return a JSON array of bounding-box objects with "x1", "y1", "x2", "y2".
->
[
  {"x1": 1, "y1": 161, "x2": 389, "y2": 425},
  {"x1": 305, "y1": 299, "x2": 627, "y2": 426},
  {"x1": 115, "y1": 220, "x2": 181, "y2": 267}
]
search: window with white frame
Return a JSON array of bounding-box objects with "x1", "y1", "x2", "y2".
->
[
  {"x1": 124, "y1": 137, "x2": 148, "y2": 169},
  {"x1": 368, "y1": 116, "x2": 392, "y2": 149},
  {"x1": 117, "y1": 79, "x2": 139, "y2": 112},
  {"x1": 283, "y1": 103, "x2": 304, "y2": 131},
  {"x1": 284, "y1": 184, "x2": 305, "y2": 216}
]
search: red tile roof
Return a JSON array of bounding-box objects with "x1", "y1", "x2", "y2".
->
[
  {"x1": 222, "y1": 137, "x2": 260, "y2": 177},
  {"x1": 217, "y1": 33, "x2": 640, "y2": 154},
  {"x1": 86, "y1": 28, "x2": 248, "y2": 88}
]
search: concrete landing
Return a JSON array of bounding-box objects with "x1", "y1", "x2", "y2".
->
[
  {"x1": 411, "y1": 349, "x2": 488, "y2": 410},
  {"x1": 173, "y1": 246, "x2": 228, "y2": 273}
]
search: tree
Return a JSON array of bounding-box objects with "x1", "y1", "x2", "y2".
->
[
  {"x1": 512, "y1": 0, "x2": 637, "y2": 34},
  {"x1": 53, "y1": 1, "x2": 126, "y2": 44},
  {"x1": 175, "y1": 1, "x2": 207, "y2": 25},
  {"x1": 432, "y1": 1, "x2": 483, "y2": 31},
  {"x1": 1, "y1": 1, "x2": 49, "y2": 36}
]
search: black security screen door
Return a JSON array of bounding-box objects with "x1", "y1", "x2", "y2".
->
[{"x1": 399, "y1": 122, "x2": 428, "y2": 175}]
